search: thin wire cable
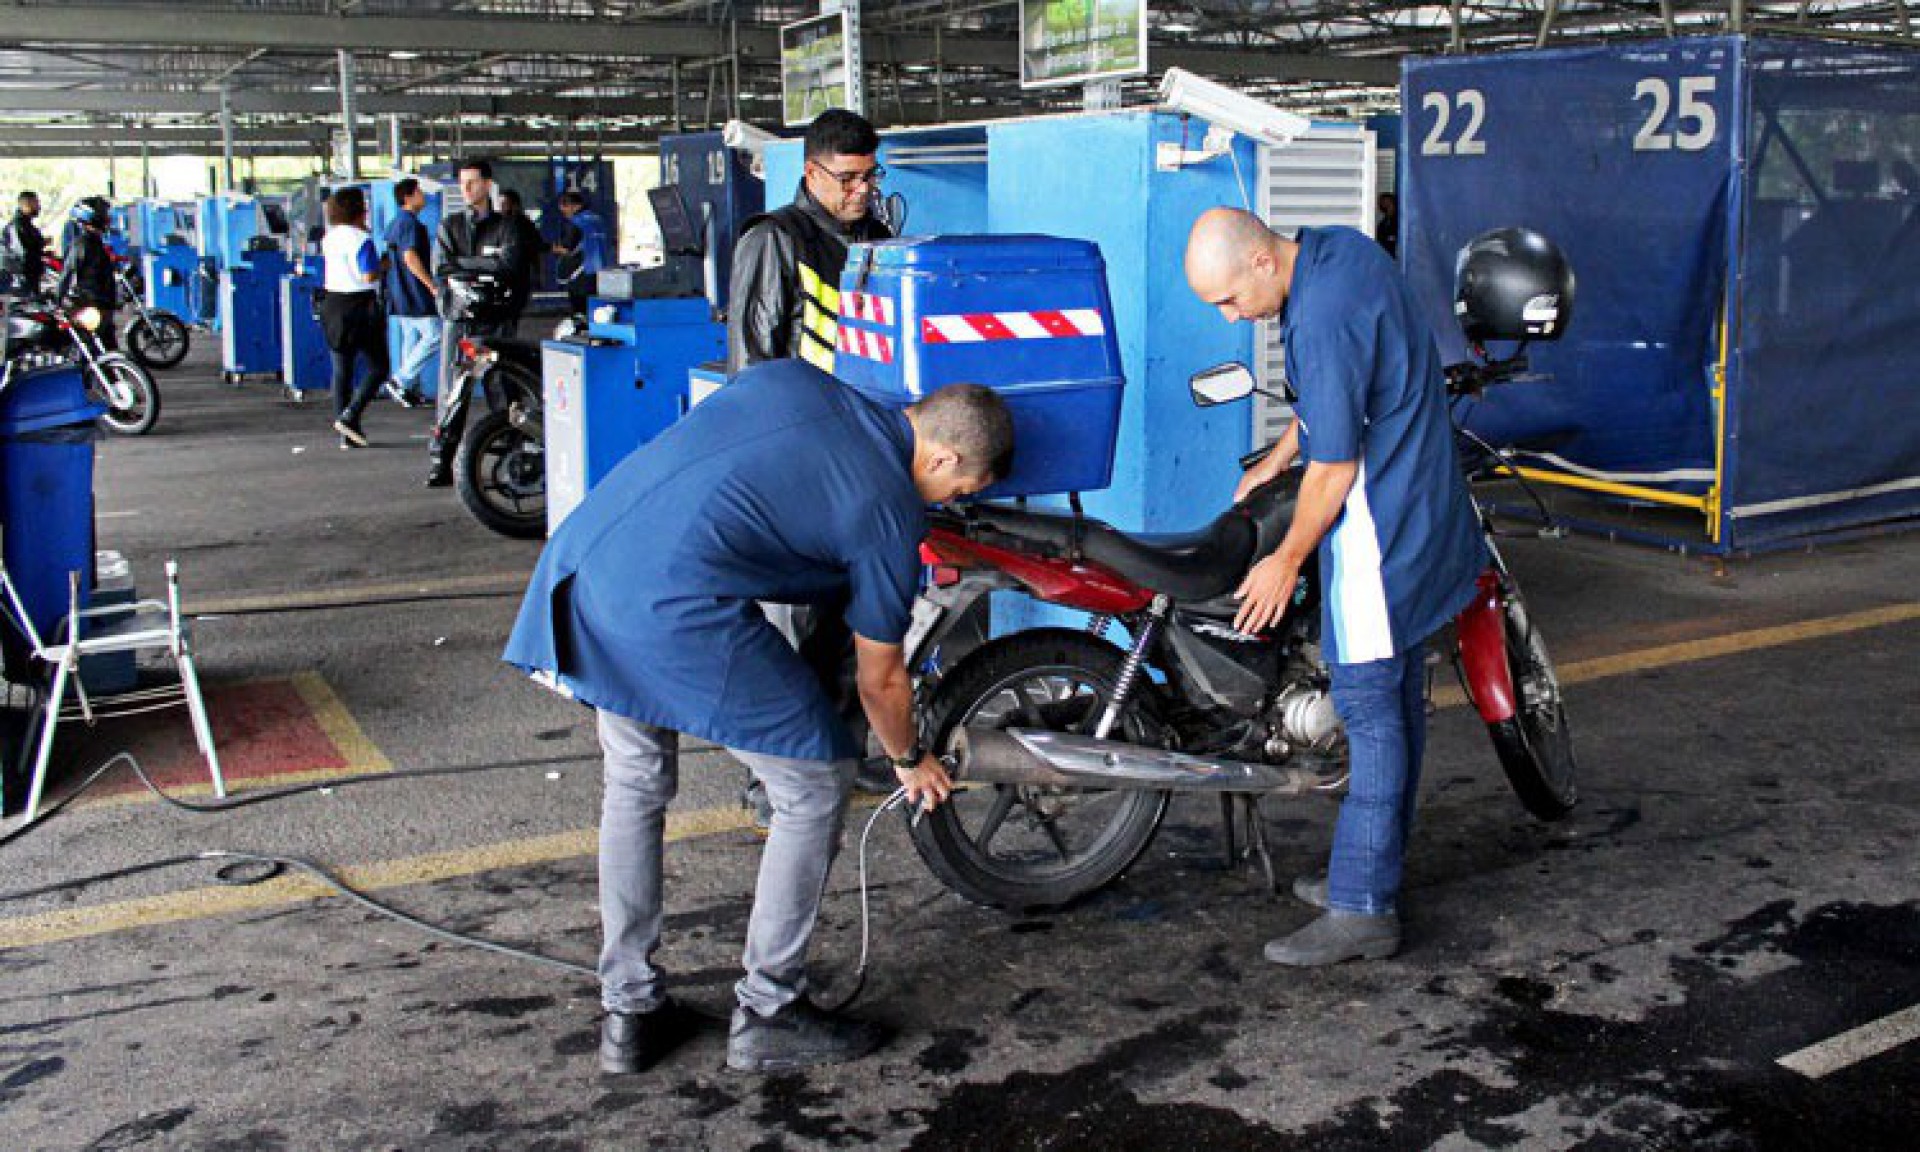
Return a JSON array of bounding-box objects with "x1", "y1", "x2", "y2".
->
[{"x1": 817, "y1": 786, "x2": 913, "y2": 1013}]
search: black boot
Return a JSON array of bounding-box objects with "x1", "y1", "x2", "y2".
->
[
  {"x1": 726, "y1": 999, "x2": 884, "y2": 1073},
  {"x1": 599, "y1": 1000, "x2": 702, "y2": 1074}
]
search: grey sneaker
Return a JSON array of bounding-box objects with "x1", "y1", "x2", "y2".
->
[
  {"x1": 726, "y1": 999, "x2": 884, "y2": 1073},
  {"x1": 332, "y1": 418, "x2": 369, "y2": 448},
  {"x1": 1292, "y1": 874, "x2": 1329, "y2": 911},
  {"x1": 1264, "y1": 910, "x2": 1401, "y2": 967}
]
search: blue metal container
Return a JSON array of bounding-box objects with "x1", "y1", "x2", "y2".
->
[
  {"x1": 833, "y1": 235, "x2": 1123, "y2": 499},
  {"x1": 219, "y1": 250, "x2": 289, "y2": 379},
  {"x1": 279, "y1": 269, "x2": 333, "y2": 398},
  {"x1": 0, "y1": 365, "x2": 102, "y2": 669},
  {"x1": 144, "y1": 244, "x2": 198, "y2": 319}
]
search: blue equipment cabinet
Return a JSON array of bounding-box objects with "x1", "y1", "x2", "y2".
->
[
  {"x1": 279, "y1": 266, "x2": 332, "y2": 399},
  {"x1": 219, "y1": 248, "x2": 289, "y2": 381},
  {"x1": 144, "y1": 243, "x2": 198, "y2": 319},
  {"x1": 834, "y1": 235, "x2": 1124, "y2": 499},
  {"x1": 659, "y1": 132, "x2": 765, "y2": 310},
  {"x1": 542, "y1": 297, "x2": 726, "y2": 533},
  {"x1": 0, "y1": 365, "x2": 105, "y2": 679}
]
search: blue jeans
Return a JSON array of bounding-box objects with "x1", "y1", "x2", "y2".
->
[
  {"x1": 389, "y1": 315, "x2": 442, "y2": 396},
  {"x1": 1326, "y1": 646, "x2": 1428, "y2": 916}
]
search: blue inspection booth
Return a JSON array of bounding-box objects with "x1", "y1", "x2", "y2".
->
[
  {"x1": 279, "y1": 258, "x2": 333, "y2": 401},
  {"x1": 1402, "y1": 35, "x2": 1920, "y2": 550},
  {"x1": 541, "y1": 133, "x2": 761, "y2": 533},
  {"x1": 219, "y1": 245, "x2": 288, "y2": 382}
]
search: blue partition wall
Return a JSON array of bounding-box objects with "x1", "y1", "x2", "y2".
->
[{"x1": 1403, "y1": 36, "x2": 1920, "y2": 550}]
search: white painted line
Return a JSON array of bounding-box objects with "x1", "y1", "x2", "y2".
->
[{"x1": 1777, "y1": 1003, "x2": 1920, "y2": 1079}]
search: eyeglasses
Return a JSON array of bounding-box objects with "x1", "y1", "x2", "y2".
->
[{"x1": 811, "y1": 162, "x2": 886, "y2": 189}]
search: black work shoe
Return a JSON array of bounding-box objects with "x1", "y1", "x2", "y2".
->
[
  {"x1": 333, "y1": 418, "x2": 369, "y2": 448},
  {"x1": 1292, "y1": 874, "x2": 1329, "y2": 911},
  {"x1": 423, "y1": 464, "x2": 453, "y2": 488},
  {"x1": 726, "y1": 999, "x2": 884, "y2": 1073},
  {"x1": 1264, "y1": 911, "x2": 1401, "y2": 967},
  {"x1": 599, "y1": 1000, "x2": 701, "y2": 1075}
]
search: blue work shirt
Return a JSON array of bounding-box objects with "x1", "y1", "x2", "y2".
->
[
  {"x1": 382, "y1": 210, "x2": 437, "y2": 317},
  {"x1": 503, "y1": 360, "x2": 927, "y2": 761},
  {"x1": 1282, "y1": 226, "x2": 1485, "y2": 666},
  {"x1": 558, "y1": 209, "x2": 610, "y2": 284}
]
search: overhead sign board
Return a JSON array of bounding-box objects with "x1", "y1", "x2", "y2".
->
[
  {"x1": 1020, "y1": 0, "x2": 1147, "y2": 90},
  {"x1": 781, "y1": 13, "x2": 854, "y2": 125}
]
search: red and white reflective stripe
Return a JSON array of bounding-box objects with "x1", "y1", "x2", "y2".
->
[
  {"x1": 842, "y1": 291, "x2": 896, "y2": 326},
  {"x1": 920, "y1": 309, "x2": 1106, "y2": 344},
  {"x1": 837, "y1": 325, "x2": 897, "y2": 364}
]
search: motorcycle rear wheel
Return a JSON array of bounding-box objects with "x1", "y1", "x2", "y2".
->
[
  {"x1": 909, "y1": 628, "x2": 1170, "y2": 911},
  {"x1": 1485, "y1": 577, "x2": 1578, "y2": 820},
  {"x1": 124, "y1": 313, "x2": 191, "y2": 370},
  {"x1": 93, "y1": 355, "x2": 160, "y2": 436},
  {"x1": 455, "y1": 407, "x2": 545, "y2": 539}
]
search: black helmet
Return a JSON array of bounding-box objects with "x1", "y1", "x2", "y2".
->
[
  {"x1": 69, "y1": 196, "x2": 111, "y2": 230},
  {"x1": 1453, "y1": 227, "x2": 1574, "y2": 342}
]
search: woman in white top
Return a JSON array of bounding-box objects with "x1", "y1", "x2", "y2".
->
[{"x1": 318, "y1": 186, "x2": 390, "y2": 448}]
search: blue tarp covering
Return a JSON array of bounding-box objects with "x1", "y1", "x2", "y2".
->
[{"x1": 1403, "y1": 36, "x2": 1920, "y2": 549}]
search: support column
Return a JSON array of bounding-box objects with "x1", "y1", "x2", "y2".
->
[
  {"x1": 338, "y1": 50, "x2": 360, "y2": 179},
  {"x1": 219, "y1": 85, "x2": 236, "y2": 193}
]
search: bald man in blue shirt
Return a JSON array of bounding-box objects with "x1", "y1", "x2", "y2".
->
[
  {"x1": 506, "y1": 359, "x2": 1013, "y2": 1073},
  {"x1": 1186, "y1": 208, "x2": 1485, "y2": 968}
]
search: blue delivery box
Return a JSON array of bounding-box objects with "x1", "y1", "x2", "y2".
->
[{"x1": 832, "y1": 235, "x2": 1122, "y2": 499}]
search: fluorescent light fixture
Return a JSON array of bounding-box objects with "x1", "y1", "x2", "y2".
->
[
  {"x1": 1158, "y1": 67, "x2": 1310, "y2": 149},
  {"x1": 1162, "y1": 21, "x2": 1198, "y2": 33},
  {"x1": 388, "y1": 50, "x2": 420, "y2": 61}
]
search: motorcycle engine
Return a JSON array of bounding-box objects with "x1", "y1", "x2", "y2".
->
[{"x1": 1271, "y1": 684, "x2": 1342, "y2": 753}]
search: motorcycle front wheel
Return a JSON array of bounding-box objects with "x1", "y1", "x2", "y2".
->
[
  {"x1": 93, "y1": 355, "x2": 160, "y2": 436},
  {"x1": 124, "y1": 313, "x2": 191, "y2": 370},
  {"x1": 910, "y1": 627, "x2": 1171, "y2": 912},
  {"x1": 1485, "y1": 575, "x2": 1578, "y2": 820},
  {"x1": 454, "y1": 407, "x2": 546, "y2": 539}
]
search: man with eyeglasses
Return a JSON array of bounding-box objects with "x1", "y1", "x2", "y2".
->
[
  {"x1": 727, "y1": 108, "x2": 892, "y2": 374},
  {"x1": 727, "y1": 109, "x2": 897, "y2": 825}
]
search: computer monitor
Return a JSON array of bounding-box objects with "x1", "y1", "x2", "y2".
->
[{"x1": 648, "y1": 186, "x2": 703, "y2": 256}]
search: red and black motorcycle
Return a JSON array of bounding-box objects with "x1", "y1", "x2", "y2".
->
[{"x1": 896, "y1": 234, "x2": 1578, "y2": 911}]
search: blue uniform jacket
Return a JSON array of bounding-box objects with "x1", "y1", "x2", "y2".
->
[{"x1": 503, "y1": 360, "x2": 926, "y2": 761}]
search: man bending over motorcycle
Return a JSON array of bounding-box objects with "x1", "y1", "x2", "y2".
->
[
  {"x1": 1184, "y1": 207, "x2": 1485, "y2": 966},
  {"x1": 504, "y1": 360, "x2": 1013, "y2": 1074}
]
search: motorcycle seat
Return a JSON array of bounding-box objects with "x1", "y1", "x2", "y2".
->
[{"x1": 963, "y1": 501, "x2": 1262, "y2": 603}]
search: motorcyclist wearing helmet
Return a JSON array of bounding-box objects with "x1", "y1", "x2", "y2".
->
[
  {"x1": 1184, "y1": 208, "x2": 1489, "y2": 968},
  {"x1": 56, "y1": 196, "x2": 118, "y2": 350}
]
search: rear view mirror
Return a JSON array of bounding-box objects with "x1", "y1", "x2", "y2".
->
[{"x1": 1189, "y1": 363, "x2": 1255, "y2": 407}]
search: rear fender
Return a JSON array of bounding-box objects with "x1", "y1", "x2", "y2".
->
[{"x1": 1454, "y1": 568, "x2": 1516, "y2": 724}]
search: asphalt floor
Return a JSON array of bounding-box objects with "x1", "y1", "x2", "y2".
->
[{"x1": 0, "y1": 346, "x2": 1915, "y2": 1150}]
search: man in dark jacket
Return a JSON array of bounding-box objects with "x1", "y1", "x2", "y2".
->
[
  {"x1": 426, "y1": 158, "x2": 526, "y2": 488},
  {"x1": 726, "y1": 109, "x2": 893, "y2": 374},
  {"x1": 497, "y1": 188, "x2": 548, "y2": 318},
  {"x1": 1, "y1": 192, "x2": 46, "y2": 295},
  {"x1": 56, "y1": 197, "x2": 118, "y2": 350}
]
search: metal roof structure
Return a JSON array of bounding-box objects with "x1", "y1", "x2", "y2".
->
[{"x1": 0, "y1": 1, "x2": 1912, "y2": 158}]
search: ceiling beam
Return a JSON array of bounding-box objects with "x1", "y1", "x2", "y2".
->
[
  {"x1": 0, "y1": 89, "x2": 777, "y2": 117},
  {"x1": 0, "y1": 6, "x2": 1402, "y2": 85}
]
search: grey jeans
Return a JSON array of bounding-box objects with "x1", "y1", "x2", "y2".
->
[{"x1": 596, "y1": 709, "x2": 855, "y2": 1016}]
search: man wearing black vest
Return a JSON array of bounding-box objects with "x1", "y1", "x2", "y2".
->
[{"x1": 727, "y1": 109, "x2": 893, "y2": 374}]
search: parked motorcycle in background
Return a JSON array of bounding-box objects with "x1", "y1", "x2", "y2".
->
[
  {"x1": 895, "y1": 228, "x2": 1580, "y2": 911},
  {"x1": 2, "y1": 296, "x2": 160, "y2": 436},
  {"x1": 115, "y1": 263, "x2": 191, "y2": 371},
  {"x1": 438, "y1": 270, "x2": 546, "y2": 539}
]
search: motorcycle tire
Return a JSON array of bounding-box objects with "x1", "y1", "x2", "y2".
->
[
  {"x1": 1485, "y1": 577, "x2": 1578, "y2": 821},
  {"x1": 124, "y1": 313, "x2": 191, "y2": 370},
  {"x1": 909, "y1": 628, "x2": 1171, "y2": 912},
  {"x1": 94, "y1": 355, "x2": 161, "y2": 436},
  {"x1": 455, "y1": 407, "x2": 546, "y2": 539}
]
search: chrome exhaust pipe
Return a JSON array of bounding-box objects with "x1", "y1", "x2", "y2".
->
[{"x1": 953, "y1": 727, "x2": 1334, "y2": 794}]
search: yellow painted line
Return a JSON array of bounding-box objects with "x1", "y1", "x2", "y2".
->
[
  {"x1": 5, "y1": 602, "x2": 1917, "y2": 951},
  {"x1": 291, "y1": 670, "x2": 393, "y2": 774},
  {"x1": 0, "y1": 806, "x2": 753, "y2": 951},
  {"x1": 1441, "y1": 602, "x2": 1920, "y2": 712},
  {"x1": 189, "y1": 569, "x2": 532, "y2": 617}
]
